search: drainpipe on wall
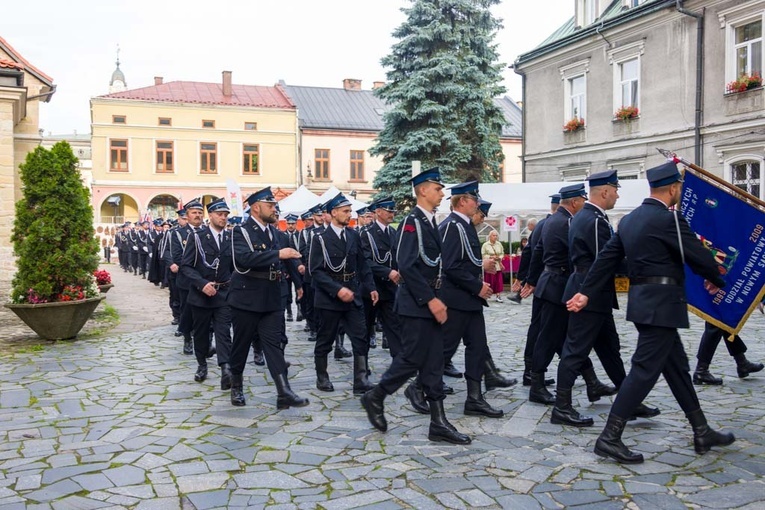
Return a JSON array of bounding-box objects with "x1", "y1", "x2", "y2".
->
[
  {"x1": 676, "y1": 0, "x2": 705, "y2": 166},
  {"x1": 511, "y1": 63, "x2": 527, "y2": 182}
]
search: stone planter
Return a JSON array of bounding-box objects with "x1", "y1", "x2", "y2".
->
[
  {"x1": 98, "y1": 283, "x2": 114, "y2": 293},
  {"x1": 724, "y1": 87, "x2": 763, "y2": 116},
  {"x1": 613, "y1": 117, "x2": 639, "y2": 137},
  {"x1": 4, "y1": 296, "x2": 106, "y2": 340},
  {"x1": 563, "y1": 128, "x2": 586, "y2": 145}
]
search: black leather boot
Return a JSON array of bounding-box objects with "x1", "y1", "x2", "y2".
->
[
  {"x1": 353, "y1": 356, "x2": 374, "y2": 395},
  {"x1": 443, "y1": 361, "x2": 463, "y2": 378},
  {"x1": 693, "y1": 361, "x2": 723, "y2": 385},
  {"x1": 315, "y1": 356, "x2": 334, "y2": 392},
  {"x1": 734, "y1": 354, "x2": 764, "y2": 378},
  {"x1": 428, "y1": 400, "x2": 471, "y2": 445},
  {"x1": 628, "y1": 402, "x2": 661, "y2": 420},
  {"x1": 404, "y1": 380, "x2": 429, "y2": 414},
  {"x1": 550, "y1": 387, "x2": 593, "y2": 427},
  {"x1": 582, "y1": 366, "x2": 617, "y2": 402},
  {"x1": 529, "y1": 371, "x2": 555, "y2": 405},
  {"x1": 183, "y1": 334, "x2": 193, "y2": 355},
  {"x1": 464, "y1": 379, "x2": 503, "y2": 418},
  {"x1": 230, "y1": 373, "x2": 246, "y2": 407},
  {"x1": 207, "y1": 339, "x2": 216, "y2": 359},
  {"x1": 360, "y1": 385, "x2": 388, "y2": 432},
  {"x1": 594, "y1": 414, "x2": 644, "y2": 463},
  {"x1": 381, "y1": 334, "x2": 389, "y2": 349},
  {"x1": 369, "y1": 334, "x2": 377, "y2": 349},
  {"x1": 334, "y1": 334, "x2": 352, "y2": 359},
  {"x1": 285, "y1": 308, "x2": 293, "y2": 322},
  {"x1": 523, "y1": 357, "x2": 553, "y2": 386},
  {"x1": 274, "y1": 373, "x2": 309, "y2": 409},
  {"x1": 296, "y1": 310, "x2": 304, "y2": 322},
  {"x1": 220, "y1": 363, "x2": 232, "y2": 390},
  {"x1": 194, "y1": 363, "x2": 208, "y2": 382},
  {"x1": 686, "y1": 408, "x2": 735, "y2": 454},
  {"x1": 484, "y1": 357, "x2": 517, "y2": 390},
  {"x1": 251, "y1": 348, "x2": 265, "y2": 366}
]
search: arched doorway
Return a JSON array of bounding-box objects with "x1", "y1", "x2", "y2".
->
[
  {"x1": 148, "y1": 194, "x2": 180, "y2": 221},
  {"x1": 99, "y1": 193, "x2": 139, "y2": 224}
]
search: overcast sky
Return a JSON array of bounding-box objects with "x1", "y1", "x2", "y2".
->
[{"x1": 3, "y1": 0, "x2": 573, "y2": 135}]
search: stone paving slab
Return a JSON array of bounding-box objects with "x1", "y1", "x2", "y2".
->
[{"x1": 0, "y1": 266, "x2": 764, "y2": 508}]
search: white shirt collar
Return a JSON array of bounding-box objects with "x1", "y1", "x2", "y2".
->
[
  {"x1": 376, "y1": 220, "x2": 389, "y2": 231},
  {"x1": 585, "y1": 201, "x2": 606, "y2": 215},
  {"x1": 251, "y1": 217, "x2": 269, "y2": 232},
  {"x1": 452, "y1": 210, "x2": 471, "y2": 224},
  {"x1": 416, "y1": 205, "x2": 435, "y2": 223},
  {"x1": 330, "y1": 223, "x2": 345, "y2": 238}
]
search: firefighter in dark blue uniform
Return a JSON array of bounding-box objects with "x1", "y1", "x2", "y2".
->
[
  {"x1": 692, "y1": 321, "x2": 763, "y2": 384},
  {"x1": 284, "y1": 213, "x2": 300, "y2": 322},
  {"x1": 294, "y1": 210, "x2": 315, "y2": 325},
  {"x1": 299, "y1": 205, "x2": 325, "y2": 342},
  {"x1": 361, "y1": 167, "x2": 471, "y2": 445},
  {"x1": 438, "y1": 182, "x2": 504, "y2": 419},
  {"x1": 170, "y1": 205, "x2": 198, "y2": 354},
  {"x1": 568, "y1": 161, "x2": 735, "y2": 463},
  {"x1": 522, "y1": 184, "x2": 615, "y2": 405},
  {"x1": 310, "y1": 193, "x2": 377, "y2": 394},
  {"x1": 227, "y1": 187, "x2": 308, "y2": 410},
  {"x1": 360, "y1": 196, "x2": 403, "y2": 359},
  {"x1": 181, "y1": 198, "x2": 234, "y2": 390},
  {"x1": 164, "y1": 209, "x2": 188, "y2": 333},
  {"x1": 552, "y1": 170, "x2": 659, "y2": 427}
]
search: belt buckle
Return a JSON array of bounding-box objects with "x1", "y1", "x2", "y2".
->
[
  {"x1": 269, "y1": 270, "x2": 278, "y2": 281},
  {"x1": 343, "y1": 273, "x2": 352, "y2": 282},
  {"x1": 433, "y1": 277, "x2": 442, "y2": 290}
]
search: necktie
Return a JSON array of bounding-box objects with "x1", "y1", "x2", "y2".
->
[
  {"x1": 340, "y1": 229, "x2": 346, "y2": 243},
  {"x1": 267, "y1": 227, "x2": 273, "y2": 241},
  {"x1": 431, "y1": 217, "x2": 437, "y2": 229},
  {"x1": 217, "y1": 232, "x2": 222, "y2": 248},
  {"x1": 387, "y1": 226, "x2": 393, "y2": 243}
]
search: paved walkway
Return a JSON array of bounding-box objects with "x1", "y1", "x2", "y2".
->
[{"x1": 0, "y1": 265, "x2": 764, "y2": 509}]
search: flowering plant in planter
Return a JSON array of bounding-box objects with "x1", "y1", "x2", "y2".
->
[
  {"x1": 726, "y1": 73, "x2": 763, "y2": 94},
  {"x1": 563, "y1": 117, "x2": 585, "y2": 132},
  {"x1": 9, "y1": 142, "x2": 100, "y2": 304},
  {"x1": 94, "y1": 269, "x2": 112, "y2": 285},
  {"x1": 614, "y1": 105, "x2": 639, "y2": 121}
]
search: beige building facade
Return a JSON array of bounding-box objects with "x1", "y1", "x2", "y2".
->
[
  {"x1": 90, "y1": 72, "x2": 298, "y2": 223},
  {"x1": 0, "y1": 37, "x2": 55, "y2": 285}
]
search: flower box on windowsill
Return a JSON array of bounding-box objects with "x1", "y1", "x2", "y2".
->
[
  {"x1": 612, "y1": 117, "x2": 640, "y2": 137},
  {"x1": 724, "y1": 86, "x2": 764, "y2": 116},
  {"x1": 563, "y1": 128, "x2": 586, "y2": 145}
]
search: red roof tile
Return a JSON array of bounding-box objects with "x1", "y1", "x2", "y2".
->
[
  {"x1": 0, "y1": 36, "x2": 54, "y2": 85},
  {"x1": 0, "y1": 58, "x2": 24, "y2": 70},
  {"x1": 100, "y1": 81, "x2": 295, "y2": 109}
]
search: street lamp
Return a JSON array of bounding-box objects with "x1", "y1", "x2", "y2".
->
[
  {"x1": 350, "y1": 190, "x2": 357, "y2": 199},
  {"x1": 306, "y1": 161, "x2": 312, "y2": 179}
]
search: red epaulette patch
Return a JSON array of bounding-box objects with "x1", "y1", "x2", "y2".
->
[{"x1": 403, "y1": 224, "x2": 416, "y2": 233}]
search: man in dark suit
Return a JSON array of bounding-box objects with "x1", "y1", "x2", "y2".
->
[
  {"x1": 298, "y1": 205, "x2": 325, "y2": 342},
  {"x1": 181, "y1": 198, "x2": 234, "y2": 390},
  {"x1": 310, "y1": 193, "x2": 378, "y2": 394},
  {"x1": 356, "y1": 206, "x2": 377, "y2": 349},
  {"x1": 438, "y1": 182, "x2": 504, "y2": 419},
  {"x1": 552, "y1": 170, "x2": 659, "y2": 427},
  {"x1": 360, "y1": 196, "x2": 403, "y2": 359},
  {"x1": 522, "y1": 184, "x2": 615, "y2": 405},
  {"x1": 127, "y1": 223, "x2": 139, "y2": 275},
  {"x1": 361, "y1": 167, "x2": 471, "y2": 445},
  {"x1": 293, "y1": 210, "x2": 315, "y2": 324},
  {"x1": 568, "y1": 161, "x2": 735, "y2": 463},
  {"x1": 163, "y1": 210, "x2": 189, "y2": 334},
  {"x1": 227, "y1": 187, "x2": 308, "y2": 410},
  {"x1": 516, "y1": 196, "x2": 558, "y2": 387},
  {"x1": 175, "y1": 201, "x2": 205, "y2": 355},
  {"x1": 137, "y1": 221, "x2": 149, "y2": 279},
  {"x1": 283, "y1": 213, "x2": 300, "y2": 322}
]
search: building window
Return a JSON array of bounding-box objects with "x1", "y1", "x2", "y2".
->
[
  {"x1": 559, "y1": 166, "x2": 589, "y2": 182},
  {"x1": 618, "y1": 58, "x2": 640, "y2": 109},
  {"x1": 350, "y1": 150, "x2": 365, "y2": 180},
  {"x1": 607, "y1": 159, "x2": 644, "y2": 180},
  {"x1": 200, "y1": 143, "x2": 217, "y2": 174},
  {"x1": 156, "y1": 141, "x2": 174, "y2": 173},
  {"x1": 158, "y1": 117, "x2": 172, "y2": 126},
  {"x1": 314, "y1": 149, "x2": 330, "y2": 180},
  {"x1": 110, "y1": 139, "x2": 128, "y2": 172},
  {"x1": 112, "y1": 115, "x2": 126, "y2": 124},
  {"x1": 735, "y1": 19, "x2": 763, "y2": 79},
  {"x1": 577, "y1": 0, "x2": 599, "y2": 27},
  {"x1": 243, "y1": 144, "x2": 260, "y2": 175},
  {"x1": 244, "y1": 122, "x2": 257, "y2": 130},
  {"x1": 202, "y1": 119, "x2": 215, "y2": 128},
  {"x1": 566, "y1": 74, "x2": 586, "y2": 121},
  {"x1": 731, "y1": 160, "x2": 762, "y2": 198}
]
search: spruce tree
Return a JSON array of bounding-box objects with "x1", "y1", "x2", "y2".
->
[
  {"x1": 371, "y1": 0, "x2": 507, "y2": 211},
  {"x1": 10, "y1": 142, "x2": 100, "y2": 303}
]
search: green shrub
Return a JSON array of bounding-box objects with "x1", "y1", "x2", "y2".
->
[{"x1": 10, "y1": 142, "x2": 100, "y2": 303}]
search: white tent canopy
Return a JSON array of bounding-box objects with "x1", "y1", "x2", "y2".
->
[
  {"x1": 276, "y1": 185, "x2": 321, "y2": 214},
  {"x1": 318, "y1": 186, "x2": 369, "y2": 215}
]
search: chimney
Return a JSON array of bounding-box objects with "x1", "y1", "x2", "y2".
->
[
  {"x1": 343, "y1": 78, "x2": 362, "y2": 91},
  {"x1": 372, "y1": 81, "x2": 385, "y2": 90},
  {"x1": 222, "y1": 70, "x2": 232, "y2": 96},
  {"x1": 154, "y1": 76, "x2": 163, "y2": 86}
]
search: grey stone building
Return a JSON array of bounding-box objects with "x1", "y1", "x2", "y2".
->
[{"x1": 514, "y1": 0, "x2": 765, "y2": 198}]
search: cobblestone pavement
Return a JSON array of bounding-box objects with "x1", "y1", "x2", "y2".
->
[{"x1": 1, "y1": 266, "x2": 764, "y2": 509}]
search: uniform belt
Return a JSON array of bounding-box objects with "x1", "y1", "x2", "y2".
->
[
  {"x1": 574, "y1": 266, "x2": 590, "y2": 274},
  {"x1": 544, "y1": 265, "x2": 570, "y2": 275},
  {"x1": 246, "y1": 270, "x2": 282, "y2": 281},
  {"x1": 329, "y1": 272, "x2": 356, "y2": 282},
  {"x1": 630, "y1": 276, "x2": 679, "y2": 286},
  {"x1": 211, "y1": 281, "x2": 230, "y2": 289}
]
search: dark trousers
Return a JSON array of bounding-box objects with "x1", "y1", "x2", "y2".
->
[
  {"x1": 557, "y1": 310, "x2": 626, "y2": 390},
  {"x1": 314, "y1": 307, "x2": 368, "y2": 358},
  {"x1": 191, "y1": 304, "x2": 232, "y2": 366},
  {"x1": 303, "y1": 284, "x2": 317, "y2": 332},
  {"x1": 118, "y1": 250, "x2": 126, "y2": 269},
  {"x1": 612, "y1": 323, "x2": 700, "y2": 418},
  {"x1": 524, "y1": 296, "x2": 543, "y2": 359},
  {"x1": 363, "y1": 296, "x2": 376, "y2": 342},
  {"x1": 138, "y1": 253, "x2": 147, "y2": 275},
  {"x1": 103, "y1": 246, "x2": 111, "y2": 263},
  {"x1": 374, "y1": 299, "x2": 403, "y2": 357},
  {"x1": 178, "y1": 287, "x2": 193, "y2": 335},
  {"x1": 533, "y1": 299, "x2": 594, "y2": 375},
  {"x1": 442, "y1": 309, "x2": 488, "y2": 382},
  {"x1": 168, "y1": 274, "x2": 181, "y2": 320},
  {"x1": 230, "y1": 307, "x2": 286, "y2": 379},
  {"x1": 379, "y1": 316, "x2": 445, "y2": 401},
  {"x1": 696, "y1": 322, "x2": 747, "y2": 364},
  {"x1": 130, "y1": 251, "x2": 138, "y2": 272}
]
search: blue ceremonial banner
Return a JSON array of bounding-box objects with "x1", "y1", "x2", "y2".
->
[{"x1": 680, "y1": 168, "x2": 765, "y2": 335}]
